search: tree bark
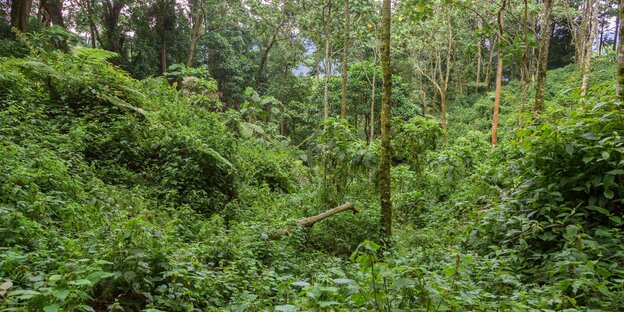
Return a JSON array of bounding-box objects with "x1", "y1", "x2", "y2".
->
[
  {"x1": 102, "y1": 0, "x2": 124, "y2": 54},
  {"x1": 10, "y1": 0, "x2": 33, "y2": 32},
  {"x1": 491, "y1": 0, "x2": 505, "y2": 148},
  {"x1": 161, "y1": 32, "x2": 167, "y2": 73},
  {"x1": 519, "y1": 0, "x2": 532, "y2": 128},
  {"x1": 187, "y1": 0, "x2": 205, "y2": 67},
  {"x1": 370, "y1": 50, "x2": 377, "y2": 143},
  {"x1": 273, "y1": 202, "x2": 359, "y2": 238},
  {"x1": 475, "y1": 18, "x2": 483, "y2": 93},
  {"x1": 379, "y1": 0, "x2": 392, "y2": 237},
  {"x1": 40, "y1": 0, "x2": 65, "y2": 27},
  {"x1": 255, "y1": 16, "x2": 287, "y2": 89},
  {"x1": 533, "y1": 0, "x2": 554, "y2": 115},
  {"x1": 340, "y1": 0, "x2": 350, "y2": 118},
  {"x1": 617, "y1": 0, "x2": 624, "y2": 99},
  {"x1": 580, "y1": 0, "x2": 598, "y2": 96},
  {"x1": 484, "y1": 37, "x2": 495, "y2": 90},
  {"x1": 615, "y1": 8, "x2": 620, "y2": 52},
  {"x1": 323, "y1": 0, "x2": 332, "y2": 121}
]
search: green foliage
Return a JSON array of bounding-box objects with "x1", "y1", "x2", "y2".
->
[{"x1": 392, "y1": 115, "x2": 442, "y2": 172}]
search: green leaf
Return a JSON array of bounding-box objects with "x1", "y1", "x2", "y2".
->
[
  {"x1": 69, "y1": 279, "x2": 92, "y2": 286},
  {"x1": 43, "y1": 304, "x2": 59, "y2": 312},
  {"x1": 332, "y1": 278, "x2": 354, "y2": 285},
  {"x1": 7, "y1": 289, "x2": 41, "y2": 300},
  {"x1": 604, "y1": 189, "x2": 614, "y2": 199},
  {"x1": 319, "y1": 301, "x2": 340, "y2": 307},
  {"x1": 291, "y1": 281, "x2": 310, "y2": 288},
  {"x1": 52, "y1": 288, "x2": 70, "y2": 301},
  {"x1": 274, "y1": 304, "x2": 297, "y2": 312}
]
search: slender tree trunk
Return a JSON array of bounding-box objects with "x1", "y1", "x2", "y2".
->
[
  {"x1": 340, "y1": 0, "x2": 350, "y2": 118},
  {"x1": 323, "y1": 0, "x2": 332, "y2": 121},
  {"x1": 324, "y1": 39, "x2": 332, "y2": 120},
  {"x1": 256, "y1": 17, "x2": 287, "y2": 89},
  {"x1": 161, "y1": 33, "x2": 167, "y2": 73},
  {"x1": 598, "y1": 20, "x2": 604, "y2": 55},
  {"x1": 187, "y1": 0, "x2": 205, "y2": 67},
  {"x1": 519, "y1": 0, "x2": 531, "y2": 128},
  {"x1": 491, "y1": 0, "x2": 505, "y2": 148},
  {"x1": 581, "y1": 0, "x2": 598, "y2": 96},
  {"x1": 475, "y1": 19, "x2": 483, "y2": 93},
  {"x1": 615, "y1": 9, "x2": 620, "y2": 52},
  {"x1": 369, "y1": 49, "x2": 377, "y2": 143},
  {"x1": 10, "y1": 0, "x2": 33, "y2": 32},
  {"x1": 484, "y1": 38, "x2": 495, "y2": 90},
  {"x1": 534, "y1": 0, "x2": 554, "y2": 115},
  {"x1": 379, "y1": 0, "x2": 392, "y2": 237},
  {"x1": 617, "y1": 0, "x2": 624, "y2": 99}
]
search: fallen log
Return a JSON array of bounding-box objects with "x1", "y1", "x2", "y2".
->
[{"x1": 272, "y1": 202, "x2": 359, "y2": 238}]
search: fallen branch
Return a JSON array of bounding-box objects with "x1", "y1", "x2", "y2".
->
[{"x1": 272, "y1": 202, "x2": 359, "y2": 238}]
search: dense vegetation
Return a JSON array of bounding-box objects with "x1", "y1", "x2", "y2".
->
[{"x1": 1, "y1": 0, "x2": 624, "y2": 311}]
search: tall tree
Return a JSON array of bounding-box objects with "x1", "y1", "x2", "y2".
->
[
  {"x1": 618, "y1": 0, "x2": 624, "y2": 99},
  {"x1": 340, "y1": 0, "x2": 350, "y2": 118},
  {"x1": 40, "y1": 0, "x2": 64, "y2": 27},
  {"x1": 379, "y1": 0, "x2": 392, "y2": 237},
  {"x1": 534, "y1": 0, "x2": 554, "y2": 114},
  {"x1": 323, "y1": 0, "x2": 333, "y2": 120},
  {"x1": 580, "y1": 0, "x2": 598, "y2": 96},
  {"x1": 102, "y1": 0, "x2": 125, "y2": 55},
  {"x1": 491, "y1": 0, "x2": 505, "y2": 148},
  {"x1": 10, "y1": 0, "x2": 32, "y2": 32},
  {"x1": 187, "y1": 0, "x2": 206, "y2": 67}
]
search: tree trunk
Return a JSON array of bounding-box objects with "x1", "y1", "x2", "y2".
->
[
  {"x1": 323, "y1": 0, "x2": 332, "y2": 121},
  {"x1": 484, "y1": 38, "x2": 495, "y2": 90},
  {"x1": 534, "y1": 0, "x2": 554, "y2": 115},
  {"x1": 273, "y1": 202, "x2": 359, "y2": 238},
  {"x1": 379, "y1": 0, "x2": 392, "y2": 237},
  {"x1": 10, "y1": 0, "x2": 33, "y2": 32},
  {"x1": 41, "y1": 0, "x2": 64, "y2": 27},
  {"x1": 491, "y1": 0, "x2": 505, "y2": 148},
  {"x1": 161, "y1": 33, "x2": 167, "y2": 74},
  {"x1": 475, "y1": 18, "x2": 483, "y2": 93},
  {"x1": 256, "y1": 17, "x2": 287, "y2": 89},
  {"x1": 615, "y1": 9, "x2": 620, "y2": 52},
  {"x1": 617, "y1": 0, "x2": 624, "y2": 99},
  {"x1": 369, "y1": 54, "x2": 376, "y2": 143},
  {"x1": 187, "y1": 0, "x2": 205, "y2": 67},
  {"x1": 519, "y1": 0, "x2": 531, "y2": 128},
  {"x1": 102, "y1": 0, "x2": 124, "y2": 54},
  {"x1": 340, "y1": 0, "x2": 350, "y2": 118},
  {"x1": 580, "y1": 0, "x2": 598, "y2": 96}
]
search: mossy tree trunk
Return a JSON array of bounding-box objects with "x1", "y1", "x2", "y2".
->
[
  {"x1": 10, "y1": 0, "x2": 33, "y2": 32},
  {"x1": 340, "y1": 0, "x2": 350, "y2": 118},
  {"x1": 379, "y1": 0, "x2": 392, "y2": 237},
  {"x1": 618, "y1": 0, "x2": 624, "y2": 100},
  {"x1": 533, "y1": 0, "x2": 554, "y2": 115},
  {"x1": 491, "y1": 0, "x2": 505, "y2": 148}
]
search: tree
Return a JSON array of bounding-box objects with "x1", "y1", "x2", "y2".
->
[
  {"x1": 340, "y1": 0, "x2": 350, "y2": 118},
  {"x1": 40, "y1": 0, "x2": 65, "y2": 27},
  {"x1": 534, "y1": 0, "x2": 554, "y2": 114},
  {"x1": 10, "y1": 0, "x2": 32, "y2": 32},
  {"x1": 379, "y1": 0, "x2": 392, "y2": 237},
  {"x1": 323, "y1": 0, "x2": 333, "y2": 120},
  {"x1": 187, "y1": 0, "x2": 206, "y2": 67},
  {"x1": 580, "y1": 0, "x2": 599, "y2": 96},
  {"x1": 491, "y1": 0, "x2": 505, "y2": 148},
  {"x1": 618, "y1": 0, "x2": 624, "y2": 99},
  {"x1": 102, "y1": 0, "x2": 125, "y2": 55}
]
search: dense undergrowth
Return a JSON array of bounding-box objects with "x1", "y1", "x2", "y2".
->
[{"x1": 1, "y1": 35, "x2": 623, "y2": 311}]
